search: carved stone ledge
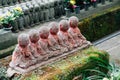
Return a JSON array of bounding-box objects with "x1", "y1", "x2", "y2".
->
[{"x1": 7, "y1": 41, "x2": 92, "y2": 77}]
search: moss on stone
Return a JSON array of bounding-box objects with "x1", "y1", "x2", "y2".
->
[
  {"x1": 21, "y1": 46, "x2": 109, "y2": 80},
  {"x1": 78, "y1": 6, "x2": 120, "y2": 42}
]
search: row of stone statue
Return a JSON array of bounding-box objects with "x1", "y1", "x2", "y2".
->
[
  {"x1": 0, "y1": 0, "x2": 30, "y2": 7},
  {"x1": 0, "y1": 0, "x2": 57, "y2": 7},
  {"x1": 9, "y1": 16, "x2": 87, "y2": 69},
  {"x1": 0, "y1": 0, "x2": 65, "y2": 32}
]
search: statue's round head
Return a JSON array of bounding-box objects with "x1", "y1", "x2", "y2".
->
[
  {"x1": 39, "y1": 27, "x2": 49, "y2": 39},
  {"x1": 18, "y1": 33, "x2": 29, "y2": 48},
  {"x1": 29, "y1": 29, "x2": 39, "y2": 43},
  {"x1": 59, "y1": 20, "x2": 69, "y2": 32},
  {"x1": 69, "y1": 16, "x2": 79, "y2": 28},
  {"x1": 49, "y1": 22, "x2": 59, "y2": 35}
]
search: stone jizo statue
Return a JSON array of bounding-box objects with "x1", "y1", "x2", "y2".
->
[
  {"x1": 29, "y1": 29, "x2": 46, "y2": 61},
  {"x1": 68, "y1": 16, "x2": 87, "y2": 46},
  {"x1": 48, "y1": 22, "x2": 68, "y2": 54},
  {"x1": 9, "y1": 33, "x2": 36, "y2": 69},
  {"x1": 8, "y1": 17, "x2": 91, "y2": 75},
  {"x1": 58, "y1": 20, "x2": 75, "y2": 51},
  {"x1": 38, "y1": 27, "x2": 55, "y2": 58}
]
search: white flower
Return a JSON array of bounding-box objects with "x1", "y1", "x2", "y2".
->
[{"x1": 103, "y1": 78, "x2": 109, "y2": 80}]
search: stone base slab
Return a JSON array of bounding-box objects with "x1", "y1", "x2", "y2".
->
[{"x1": 7, "y1": 41, "x2": 92, "y2": 77}]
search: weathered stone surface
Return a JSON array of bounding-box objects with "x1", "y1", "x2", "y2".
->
[
  {"x1": 0, "y1": 45, "x2": 15, "y2": 59},
  {"x1": 19, "y1": 46, "x2": 109, "y2": 80},
  {"x1": 7, "y1": 42, "x2": 91, "y2": 75},
  {"x1": 0, "y1": 46, "x2": 109, "y2": 80},
  {"x1": 95, "y1": 31, "x2": 120, "y2": 66},
  {"x1": 0, "y1": 30, "x2": 17, "y2": 50}
]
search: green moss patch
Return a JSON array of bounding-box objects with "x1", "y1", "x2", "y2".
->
[
  {"x1": 20, "y1": 46, "x2": 109, "y2": 80},
  {"x1": 79, "y1": 6, "x2": 120, "y2": 42}
]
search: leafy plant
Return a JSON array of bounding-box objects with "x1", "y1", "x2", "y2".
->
[
  {"x1": 81, "y1": 57, "x2": 120, "y2": 80},
  {"x1": 0, "y1": 67, "x2": 9, "y2": 80},
  {"x1": 0, "y1": 7, "x2": 23, "y2": 28},
  {"x1": 0, "y1": 12, "x2": 15, "y2": 25},
  {"x1": 12, "y1": 7, "x2": 24, "y2": 18}
]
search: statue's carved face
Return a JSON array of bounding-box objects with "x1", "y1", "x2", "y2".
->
[
  {"x1": 69, "y1": 16, "x2": 79, "y2": 28},
  {"x1": 29, "y1": 30, "x2": 39, "y2": 43},
  {"x1": 70, "y1": 21, "x2": 78, "y2": 28},
  {"x1": 30, "y1": 35, "x2": 39, "y2": 43},
  {"x1": 59, "y1": 20, "x2": 69, "y2": 32},
  {"x1": 19, "y1": 44, "x2": 27, "y2": 48},
  {"x1": 18, "y1": 34, "x2": 29, "y2": 48},
  {"x1": 50, "y1": 26, "x2": 59, "y2": 35},
  {"x1": 49, "y1": 22, "x2": 59, "y2": 35},
  {"x1": 39, "y1": 28, "x2": 49, "y2": 39},
  {"x1": 60, "y1": 25, "x2": 69, "y2": 32}
]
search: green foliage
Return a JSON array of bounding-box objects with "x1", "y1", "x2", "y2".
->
[
  {"x1": 0, "y1": 7, "x2": 23, "y2": 28},
  {"x1": 49, "y1": 48, "x2": 109, "y2": 80},
  {"x1": 18, "y1": 47, "x2": 109, "y2": 80},
  {"x1": 59, "y1": 51, "x2": 109, "y2": 80},
  {"x1": 0, "y1": 67, "x2": 9, "y2": 80},
  {"x1": 78, "y1": 7, "x2": 120, "y2": 42},
  {"x1": 0, "y1": 13, "x2": 15, "y2": 25},
  {"x1": 25, "y1": 73, "x2": 38, "y2": 80},
  {"x1": 81, "y1": 58, "x2": 120, "y2": 80},
  {"x1": 0, "y1": 66, "x2": 22, "y2": 80}
]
